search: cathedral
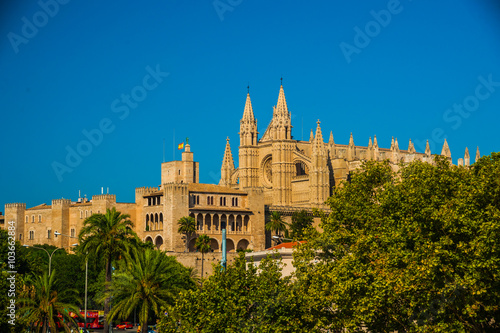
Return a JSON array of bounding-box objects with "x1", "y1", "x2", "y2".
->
[{"x1": 219, "y1": 84, "x2": 477, "y2": 210}]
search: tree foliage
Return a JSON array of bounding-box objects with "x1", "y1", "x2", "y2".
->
[
  {"x1": 177, "y1": 216, "x2": 196, "y2": 252},
  {"x1": 294, "y1": 155, "x2": 500, "y2": 332},
  {"x1": 78, "y1": 207, "x2": 138, "y2": 333},
  {"x1": 290, "y1": 210, "x2": 313, "y2": 240},
  {"x1": 195, "y1": 234, "x2": 211, "y2": 286},
  {"x1": 265, "y1": 211, "x2": 288, "y2": 237},
  {"x1": 107, "y1": 248, "x2": 194, "y2": 333},
  {"x1": 17, "y1": 270, "x2": 81, "y2": 333},
  {"x1": 158, "y1": 253, "x2": 315, "y2": 332}
]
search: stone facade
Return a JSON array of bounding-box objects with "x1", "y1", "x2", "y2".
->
[
  {"x1": 3, "y1": 143, "x2": 266, "y2": 257},
  {"x1": 219, "y1": 84, "x2": 478, "y2": 211}
]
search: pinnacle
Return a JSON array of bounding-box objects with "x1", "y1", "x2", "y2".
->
[
  {"x1": 329, "y1": 131, "x2": 334, "y2": 144},
  {"x1": 441, "y1": 138, "x2": 451, "y2": 158},
  {"x1": 349, "y1": 132, "x2": 354, "y2": 146},
  {"x1": 275, "y1": 84, "x2": 288, "y2": 116},
  {"x1": 242, "y1": 93, "x2": 255, "y2": 121},
  {"x1": 222, "y1": 138, "x2": 234, "y2": 169},
  {"x1": 314, "y1": 120, "x2": 324, "y2": 144}
]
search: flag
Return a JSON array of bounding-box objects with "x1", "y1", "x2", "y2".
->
[{"x1": 178, "y1": 142, "x2": 184, "y2": 150}]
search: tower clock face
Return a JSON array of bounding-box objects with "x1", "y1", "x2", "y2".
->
[{"x1": 261, "y1": 156, "x2": 273, "y2": 188}]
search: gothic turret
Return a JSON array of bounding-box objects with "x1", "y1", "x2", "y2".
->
[
  {"x1": 271, "y1": 84, "x2": 292, "y2": 140},
  {"x1": 238, "y1": 92, "x2": 259, "y2": 189},
  {"x1": 441, "y1": 139, "x2": 451, "y2": 159},
  {"x1": 464, "y1": 147, "x2": 470, "y2": 166},
  {"x1": 373, "y1": 135, "x2": 379, "y2": 160},
  {"x1": 408, "y1": 139, "x2": 416, "y2": 154},
  {"x1": 367, "y1": 137, "x2": 373, "y2": 160},
  {"x1": 310, "y1": 120, "x2": 330, "y2": 205},
  {"x1": 220, "y1": 137, "x2": 235, "y2": 187},
  {"x1": 476, "y1": 147, "x2": 480, "y2": 163},
  {"x1": 240, "y1": 93, "x2": 258, "y2": 146},
  {"x1": 425, "y1": 140, "x2": 431, "y2": 157},
  {"x1": 346, "y1": 133, "x2": 355, "y2": 161},
  {"x1": 328, "y1": 131, "x2": 336, "y2": 158}
]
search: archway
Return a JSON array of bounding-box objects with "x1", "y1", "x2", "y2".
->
[
  {"x1": 205, "y1": 213, "x2": 212, "y2": 231},
  {"x1": 210, "y1": 238, "x2": 219, "y2": 252},
  {"x1": 237, "y1": 239, "x2": 250, "y2": 251},
  {"x1": 213, "y1": 214, "x2": 219, "y2": 231},
  {"x1": 155, "y1": 235, "x2": 163, "y2": 249},
  {"x1": 188, "y1": 237, "x2": 197, "y2": 252},
  {"x1": 226, "y1": 239, "x2": 235, "y2": 253},
  {"x1": 145, "y1": 236, "x2": 153, "y2": 244}
]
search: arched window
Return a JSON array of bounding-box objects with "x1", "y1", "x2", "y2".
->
[
  {"x1": 80, "y1": 211, "x2": 83, "y2": 219},
  {"x1": 38, "y1": 215, "x2": 41, "y2": 222},
  {"x1": 47, "y1": 230, "x2": 51, "y2": 239},
  {"x1": 32, "y1": 215, "x2": 35, "y2": 223},
  {"x1": 85, "y1": 210, "x2": 88, "y2": 218},
  {"x1": 25, "y1": 216, "x2": 28, "y2": 223},
  {"x1": 71, "y1": 228, "x2": 75, "y2": 238}
]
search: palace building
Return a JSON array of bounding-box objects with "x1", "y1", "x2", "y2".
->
[{"x1": 4, "y1": 143, "x2": 266, "y2": 255}]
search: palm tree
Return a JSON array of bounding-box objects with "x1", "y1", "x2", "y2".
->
[
  {"x1": 18, "y1": 270, "x2": 80, "y2": 333},
  {"x1": 195, "y1": 234, "x2": 211, "y2": 287},
  {"x1": 78, "y1": 207, "x2": 138, "y2": 333},
  {"x1": 106, "y1": 249, "x2": 191, "y2": 333},
  {"x1": 178, "y1": 216, "x2": 196, "y2": 252},
  {"x1": 265, "y1": 211, "x2": 288, "y2": 239}
]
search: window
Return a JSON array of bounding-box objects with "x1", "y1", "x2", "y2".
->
[
  {"x1": 85, "y1": 210, "x2": 88, "y2": 218},
  {"x1": 19, "y1": 233, "x2": 22, "y2": 241},
  {"x1": 32, "y1": 215, "x2": 35, "y2": 223},
  {"x1": 197, "y1": 195, "x2": 200, "y2": 205},
  {"x1": 38, "y1": 215, "x2": 42, "y2": 222},
  {"x1": 47, "y1": 230, "x2": 51, "y2": 239},
  {"x1": 71, "y1": 228, "x2": 75, "y2": 238},
  {"x1": 25, "y1": 216, "x2": 28, "y2": 223},
  {"x1": 29, "y1": 230, "x2": 34, "y2": 240},
  {"x1": 80, "y1": 211, "x2": 83, "y2": 219}
]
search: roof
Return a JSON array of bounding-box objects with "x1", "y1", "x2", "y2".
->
[
  {"x1": 267, "y1": 241, "x2": 306, "y2": 250},
  {"x1": 188, "y1": 183, "x2": 246, "y2": 195}
]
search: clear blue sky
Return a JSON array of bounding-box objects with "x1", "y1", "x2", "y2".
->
[{"x1": 1, "y1": 0, "x2": 500, "y2": 211}]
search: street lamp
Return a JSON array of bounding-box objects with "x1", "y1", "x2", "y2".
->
[{"x1": 23, "y1": 245, "x2": 62, "y2": 276}]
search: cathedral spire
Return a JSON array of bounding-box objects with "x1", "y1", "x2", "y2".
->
[
  {"x1": 464, "y1": 147, "x2": 470, "y2": 166},
  {"x1": 441, "y1": 139, "x2": 451, "y2": 159},
  {"x1": 220, "y1": 137, "x2": 235, "y2": 186},
  {"x1": 275, "y1": 84, "x2": 289, "y2": 116},
  {"x1": 240, "y1": 91, "x2": 258, "y2": 146},
  {"x1": 329, "y1": 131, "x2": 334, "y2": 144},
  {"x1": 313, "y1": 120, "x2": 324, "y2": 146},
  {"x1": 476, "y1": 146, "x2": 480, "y2": 162},
  {"x1": 222, "y1": 137, "x2": 234, "y2": 168},
  {"x1": 425, "y1": 140, "x2": 431, "y2": 157},
  {"x1": 309, "y1": 129, "x2": 314, "y2": 142},
  {"x1": 242, "y1": 93, "x2": 255, "y2": 121}
]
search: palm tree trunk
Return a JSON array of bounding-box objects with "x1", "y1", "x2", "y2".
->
[
  {"x1": 103, "y1": 254, "x2": 112, "y2": 333},
  {"x1": 185, "y1": 234, "x2": 189, "y2": 252}
]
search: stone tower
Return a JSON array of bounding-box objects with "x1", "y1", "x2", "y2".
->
[
  {"x1": 271, "y1": 85, "x2": 294, "y2": 205},
  {"x1": 310, "y1": 121, "x2": 330, "y2": 205},
  {"x1": 238, "y1": 93, "x2": 259, "y2": 189},
  {"x1": 5, "y1": 203, "x2": 26, "y2": 242}
]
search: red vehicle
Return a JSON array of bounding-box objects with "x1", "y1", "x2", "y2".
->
[
  {"x1": 72, "y1": 310, "x2": 104, "y2": 329},
  {"x1": 116, "y1": 321, "x2": 134, "y2": 329}
]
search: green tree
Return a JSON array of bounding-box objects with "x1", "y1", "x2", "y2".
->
[
  {"x1": 106, "y1": 248, "x2": 194, "y2": 333},
  {"x1": 78, "y1": 207, "x2": 138, "y2": 333},
  {"x1": 158, "y1": 253, "x2": 314, "y2": 332},
  {"x1": 265, "y1": 211, "x2": 288, "y2": 239},
  {"x1": 17, "y1": 270, "x2": 81, "y2": 333},
  {"x1": 290, "y1": 210, "x2": 313, "y2": 240},
  {"x1": 294, "y1": 156, "x2": 500, "y2": 332},
  {"x1": 194, "y1": 234, "x2": 211, "y2": 286},
  {"x1": 177, "y1": 216, "x2": 196, "y2": 252}
]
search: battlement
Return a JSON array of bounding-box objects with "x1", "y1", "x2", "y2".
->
[
  {"x1": 5, "y1": 203, "x2": 26, "y2": 209},
  {"x1": 51, "y1": 198, "x2": 71, "y2": 206},
  {"x1": 135, "y1": 187, "x2": 159, "y2": 194},
  {"x1": 92, "y1": 194, "x2": 116, "y2": 202}
]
